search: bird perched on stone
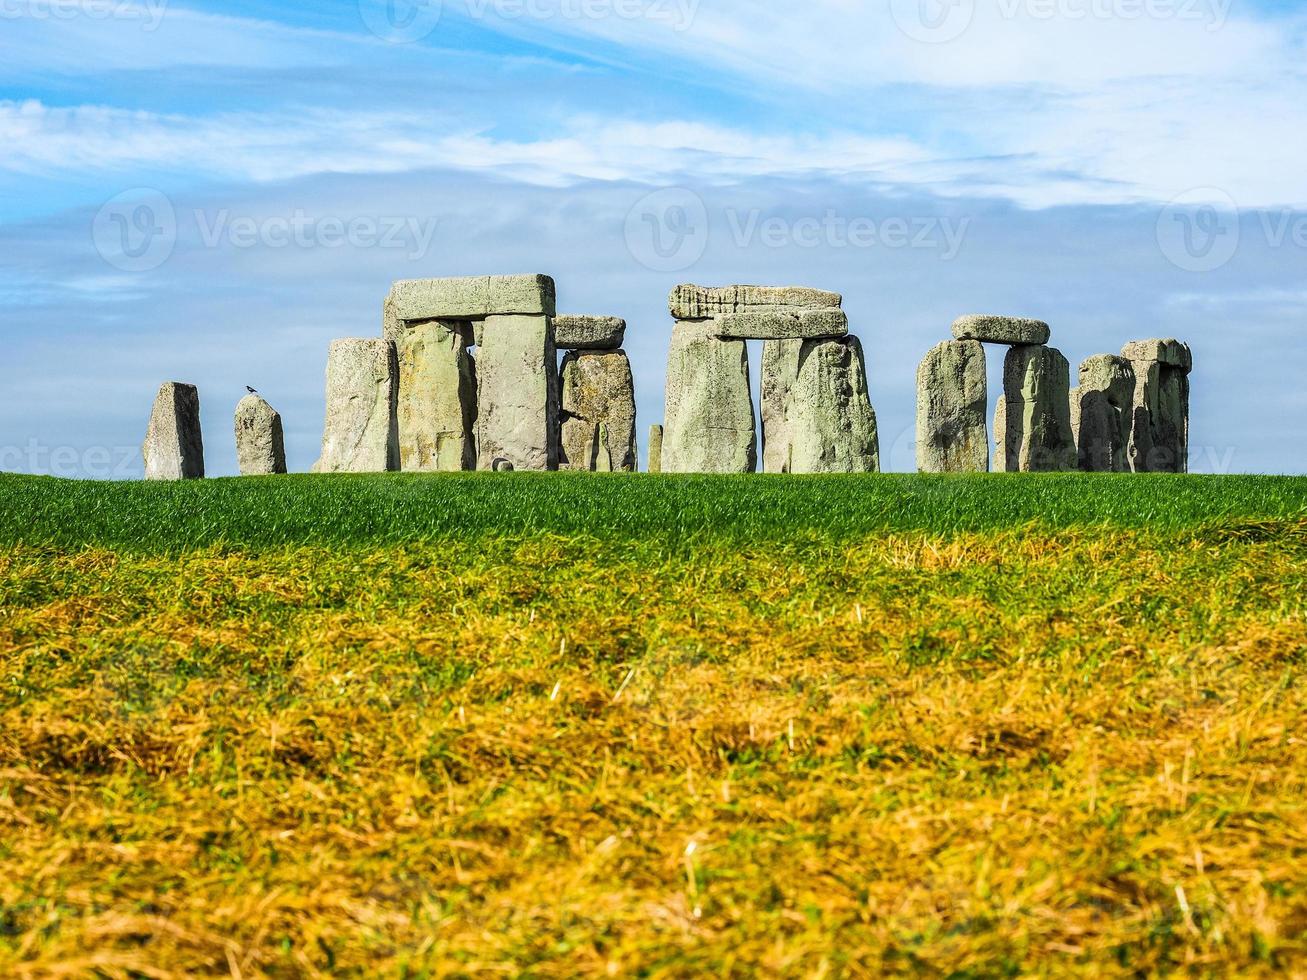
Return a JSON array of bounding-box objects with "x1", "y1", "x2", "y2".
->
[{"x1": 245, "y1": 386, "x2": 258, "y2": 395}]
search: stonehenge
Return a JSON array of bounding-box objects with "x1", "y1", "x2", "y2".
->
[
  {"x1": 915, "y1": 315, "x2": 1191, "y2": 474},
  {"x1": 666, "y1": 284, "x2": 879, "y2": 475},
  {"x1": 139, "y1": 274, "x2": 1193, "y2": 481},
  {"x1": 143, "y1": 382, "x2": 205, "y2": 481},
  {"x1": 235, "y1": 393, "x2": 287, "y2": 476},
  {"x1": 313, "y1": 338, "x2": 399, "y2": 474}
]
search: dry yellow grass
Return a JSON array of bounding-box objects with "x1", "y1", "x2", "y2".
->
[{"x1": 1, "y1": 525, "x2": 1305, "y2": 976}]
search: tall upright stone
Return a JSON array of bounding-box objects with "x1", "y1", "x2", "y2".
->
[
  {"x1": 916, "y1": 339, "x2": 988, "y2": 473},
  {"x1": 1122, "y1": 339, "x2": 1192, "y2": 474},
  {"x1": 648, "y1": 425, "x2": 664, "y2": 474},
  {"x1": 395, "y1": 319, "x2": 477, "y2": 472},
  {"x1": 760, "y1": 338, "x2": 803, "y2": 474},
  {"x1": 782, "y1": 336, "x2": 880, "y2": 473},
  {"x1": 476, "y1": 314, "x2": 558, "y2": 471},
  {"x1": 234, "y1": 393, "x2": 286, "y2": 476},
  {"x1": 559, "y1": 350, "x2": 636, "y2": 472},
  {"x1": 313, "y1": 339, "x2": 399, "y2": 473},
  {"x1": 143, "y1": 382, "x2": 204, "y2": 481},
  {"x1": 662, "y1": 319, "x2": 756, "y2": 474},
  {"x1": 995, "y1": 345, "x2": 1076, "y2": 473},
  {"x1": 1071, "y1": 355, "x2": 1135, "y2": 473}
]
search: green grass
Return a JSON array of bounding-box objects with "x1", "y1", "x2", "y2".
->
[
  {"x1": 0, "y1": 472, "x2": 1305, "y2": 551},
  {"x1": 2, "y1": 473, "x2": 1306, "y2": 975}
]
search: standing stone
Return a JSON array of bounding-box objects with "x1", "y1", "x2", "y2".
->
[
  {"x1": 784, "y1": 336, "x2": 880, "y2": 474},
  {"x1": 761, "y1": 339, "x2": 803, "y2": 473},
  {"x1": 559, "y1": 350, "x2": 636, "y2": 472},
  {"x1": 662, "y1": 320, "x2": 756, "y2": 474},
  {"x1": 395, "y1": 319, "x2": 477, "y2": 472},
  {"x1": 1122, "y1": 339, "x2": 1192, "y2": 474},
  {"x1": 648, "y1": 425, "x2": 664, "y2": 474},
  {"x1": 143, "y1": 382, "x2": 204, "y2": 481},
  {"x1": 476, "y1": 314, "x2": 558, "y2": 471},
  {"x1": 996, "y1": 345, "x2": 1076, "y2": 472},
  {"x1": 1071, "y1": 355, "x2": 1135, "y2": 473},
  {"x1": 312, "y1": 339, "x2": 399, "y2": 473},
  {"x1": 234, "y1": 393, "x2": 286, "y2": 476},
  {"x1": 916, "y1": 339, "x2": 988, "y2": 473}
]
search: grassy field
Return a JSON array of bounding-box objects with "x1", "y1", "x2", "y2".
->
[{"x1": 2, "y1": 473, "x2": 1306, "y2": 976}]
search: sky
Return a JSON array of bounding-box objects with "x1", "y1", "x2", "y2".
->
[{"x1": 1, "y1": 0, "x2": 1305, "y2": 477}]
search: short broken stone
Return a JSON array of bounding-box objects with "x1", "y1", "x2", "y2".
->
[
  {"x1": 554, "y1": 315, "x2": 626, "y2": 351},
  {"x1": 648, "y1": 424, "x2": 664, "y2": 474},
  {"x1": 670, "y1": 284, "x2": 841, "y2": 320},
  {"x1": 593, "y1": 423, "x2": 614, "y2": 473},
  {"x1": 952, "y1": 314, "x2": 1051, "y2": 346},
  {"x1": 713, "y1": 309, "x2": 848, "y2": 341},
  {"x1": 1072, "y1": 354, "x2": 1135, "y2": 473},
  {"x1": 312, "y1": 339, "x2": 399, "y2": 473},
  {"x1": 234, "y1": 393, "x2": 287, "y2": 476},
  {"x1": 144, "y1": 382, "x2": 205, "y2": 481}
]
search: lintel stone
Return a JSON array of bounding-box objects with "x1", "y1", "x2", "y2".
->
[
  {"x1": 388, "y1": 274, "x2": 556, "y2": 322},
  {"x1": 554, "y1": 315, "x2": 626, "y2": 350},
  {"x1": 952, "y1": 314, "x2": 1051, "y2": 346},
  {"x1": 670, "y1": 284, "x2": 841, "y2": 320},
  {"x1": 1122, "y1": 338, "x2": 1192, "y2": 372}
]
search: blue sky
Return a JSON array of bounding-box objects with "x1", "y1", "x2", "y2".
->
[{"x1": 2, "y1": 0, "x2": 1305, "y2": 476}]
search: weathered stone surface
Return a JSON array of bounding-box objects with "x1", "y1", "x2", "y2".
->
[
  {"x1": 312, "y1": 339, "x2": 399, "y2": 473},
  {"x1": 234, "y1": 393, "x2": 286, "y2": 476},
  {"x1": 995, "y1": 345, "x2": 1076, "y2": 472},
  {"x1": 143, "y1": 382, "x2": 204, "y2": 481},
  {"x1": 1123, "y1": 339, "x2": 1191, "y2": 473},
  {"x1": 952, "y1": 314, "x2": 1051, "y2": 346},
  {"x1": 916, "y1": 340, "x2": 988, "y2": 473},
  {"x1": 395, "y1": 319, "x2": 477, "y2": 472},
  {"x1": 782, "y1": 336, "x2": 880, "y2": 474},
  {"x1": 761, "y1": 339, "x2": 803, "y2": 474},
  {"x1": 476, "y1": 314, "x2": 558, "y2": 471},
  {"x1": 648, "y1": 425, "x2": 663, "y2": 474},
  {"x1": 388, "y1": 274, "x2": 556, "y2": 322},
  {"x1": 559, "y1": 350, "x2": 636, "y2": 472},
  {"x1": 662, "y1": 320, "x2": 756, "y2": 474},
  {"x1": 554, "y1": 315, "x2": 626, "y2": 351},
  {"x1": 714, "y1": 309, "x2": 848, "y2": 341},
  {"x1": 1071, "y1": 355, "x2": 1135, "y2": 473},
  {"x1": 670, "y1": 284, "x2": 841, "y2": 320},
  {"x1": 1121, "y1": 338, "x2": 1192, "y2": 372}
]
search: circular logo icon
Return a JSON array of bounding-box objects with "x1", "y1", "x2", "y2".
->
[
  {"x1": 92, "y1": 188, "x2": 177, "y2": 273},
  {"x1": 1156, "y1": 187, "x2": 1240, "y2": 273},
  {"x1": 624, "y1": 187, "x2": 709, "y2": 273},
  {"x1": 359, "y1": 0, "x2": 443, "y2": 43},
  {"x1": 886, "y1": 423, "x2": 921, "y2": 474},
  {"x1": 890, "y1": 0, "x2": 975, "y2": 44}
]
